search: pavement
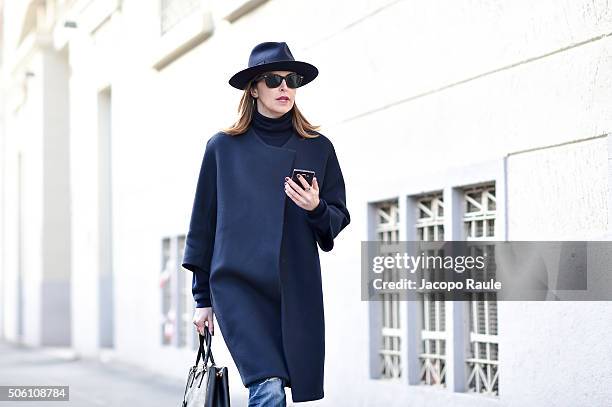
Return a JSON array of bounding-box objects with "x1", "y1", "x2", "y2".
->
[{"x1": 0, "y1": 340, "x2": 251, "y2": 406}]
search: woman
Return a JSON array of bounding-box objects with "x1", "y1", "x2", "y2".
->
[{"x1": 182, "y1": 42, "x2": 351, "y2": 406}]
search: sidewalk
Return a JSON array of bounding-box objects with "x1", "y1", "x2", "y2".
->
[{"x1": 0, "y1": 340, "x2": 250, "y2": 406}]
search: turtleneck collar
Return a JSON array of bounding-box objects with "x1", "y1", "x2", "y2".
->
[{"x1": 251, "y1": 107, "x2": 294, "y2": 134}]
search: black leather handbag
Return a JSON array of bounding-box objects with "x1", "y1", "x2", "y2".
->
[{"x1": 180, "y1": 326, "x2": 230, "y2": 407}]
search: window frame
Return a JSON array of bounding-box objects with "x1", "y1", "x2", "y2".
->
[{"x1": 367, "y1": 156, "x2": 507, "y2": 396}]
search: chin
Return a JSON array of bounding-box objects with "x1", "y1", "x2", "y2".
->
[
  {"x1": 272, "y1": 106, "x2": 292, "y2": 116},
  {"x1": 263, "y1": 102, "x2": 294, "y2": 117}
]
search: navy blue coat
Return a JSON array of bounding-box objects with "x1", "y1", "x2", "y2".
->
[{"x1": 182, "y1": 126, "x2": 351, "y2": 402}]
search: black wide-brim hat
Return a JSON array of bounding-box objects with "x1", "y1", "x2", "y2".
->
[{"x1": 229, "y1": 42, "x2": 318, "y2": 90}]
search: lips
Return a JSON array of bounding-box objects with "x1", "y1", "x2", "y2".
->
[{"x1": 276, "y1": 96, "x2": 289, "y2": 101}]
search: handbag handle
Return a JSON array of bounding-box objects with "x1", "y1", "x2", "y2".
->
[{"x1": 195, "y1": 326, "x2": 216, "y2": 368}]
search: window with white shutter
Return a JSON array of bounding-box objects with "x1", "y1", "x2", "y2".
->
[
  {"x1": 415, "y1": 194, "x2": 447, "y2": 387},
  {"x1": 161, "y1": 234, "x2": 198, "y2": 349},
  {"x1": 375, "y1": 200, "x2": 402, "y2": 378},
  {"x1": 464, "y1": 185, "x2": 499, "y2": 396}
]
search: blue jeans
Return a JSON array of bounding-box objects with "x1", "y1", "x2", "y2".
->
[{"x1": 247, "y1": 377, "x2": 286, "y2": 407}]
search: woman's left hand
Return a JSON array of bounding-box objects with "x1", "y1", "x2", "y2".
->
[{"x1": 284, "y1": 175, "x2": 320, "y2": 211}]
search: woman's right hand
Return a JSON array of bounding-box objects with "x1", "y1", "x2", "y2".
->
[{"x1": 193, "y1": 307, "x2": 214, "y2": 336}]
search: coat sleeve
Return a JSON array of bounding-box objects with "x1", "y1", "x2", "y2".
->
[
  {"x1": 305, "y1": 144, "x2": 351, "y2": 252},
  {"x1": 182, "y1": 137, "x2": 217, "y2": 308}
]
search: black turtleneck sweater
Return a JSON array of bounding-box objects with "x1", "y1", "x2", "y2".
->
[{"x1": 251, "y1": 107, "x2": 294, "y2": 147}]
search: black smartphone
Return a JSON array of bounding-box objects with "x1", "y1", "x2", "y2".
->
[{"x1": 291, "y1": 169, "x2": 315, "y2": 188}]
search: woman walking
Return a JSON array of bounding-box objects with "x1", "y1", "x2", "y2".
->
[{"x1": 182, "y1": 41, "x2": 351, "y2": 406}]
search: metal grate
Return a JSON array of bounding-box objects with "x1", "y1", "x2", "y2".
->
[
  {"x1": 416, "y1": 194, "x2": 445, "y2": 241},
  {"x1": 415, "y1": 193, "x2": 447, "y2": 387},
  {"x1": 375, "y1": 200, "x2": 402, "y2": 379},
  {"x1": 464, "y1": 184, "x2": 499, "y2": 396},
  {"x1": 177, "y1": 235, "x2": 189, "y2": 347},
  {"x1": 161, "y1": 234, "x2": 194, "y2": 348},
  {"x1": 463, "y1": 186, "x2": 496, "y2": 240},
  {"x1": 160, "y1": 237, "x2": 174, "y2": 345}
]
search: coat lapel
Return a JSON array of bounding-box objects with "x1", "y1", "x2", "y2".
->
[{"x1": 230, "y1": 127, "x2": 297, "y2": 271}]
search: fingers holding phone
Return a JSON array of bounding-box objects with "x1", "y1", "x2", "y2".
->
[
  {"x1": 291, "y1": 169, "x2": 315, "y2": 187},
  {"x1": 284, "y1": 169, "x2": 319, "y2": 211}
]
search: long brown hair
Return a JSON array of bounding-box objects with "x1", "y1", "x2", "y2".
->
[{"x1": 221, "y1": 78, "x2": 320, "y2": 138}]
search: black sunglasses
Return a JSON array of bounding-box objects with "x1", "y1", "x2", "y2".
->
[{"x1": 254, "y1": 72, "x2": 304, "y2": 89}]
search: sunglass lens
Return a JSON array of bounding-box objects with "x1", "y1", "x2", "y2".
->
[
  {"x1": 265, "y1": 75, "x2": 283, "y2": 88},
  {"x1": 286, "y1": 73, "x2": 303, "y2": 88}
]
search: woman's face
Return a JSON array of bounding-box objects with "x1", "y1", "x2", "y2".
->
[{"x1": 250, "y1": 70, "x2": 296, "y2": 118}]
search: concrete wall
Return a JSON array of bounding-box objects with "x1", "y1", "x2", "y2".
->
[{"x1": 1, "y1": 0, "x2": 611, "y2": 405}]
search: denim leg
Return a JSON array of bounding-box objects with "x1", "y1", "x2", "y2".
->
[{"x1": 247, "y1": 377, "x2": 286, "y2": 407}]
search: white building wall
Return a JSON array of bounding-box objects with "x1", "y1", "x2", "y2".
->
[
  {"x1": 41, "y1": 45, "x2": 71, "y2": 346},
  {"x1": 501, "y1": 137, "x2": 611, "y2": 407},
  {"x1": 0, "y1": 1, "x2": 4, "y2": 340},
  {"x1": 0, "y1": 0, "x2": 610, "y2": 406},
  {"x1": 1, "y1": 0, "x2": 73, "y2": 347},
  {"x1": 3, "y1": 51, "x2": 47, "y2": 346},
  {"x1": 67, "y1": 4, "x2": 120, "y2": 358},
  {"x1": 317, "y1": 1, "x2": 612, "y2": 405}
]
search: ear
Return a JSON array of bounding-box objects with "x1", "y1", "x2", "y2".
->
[{"x1": 249, "y1": 83, "x2": 258, "y2": 98}]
